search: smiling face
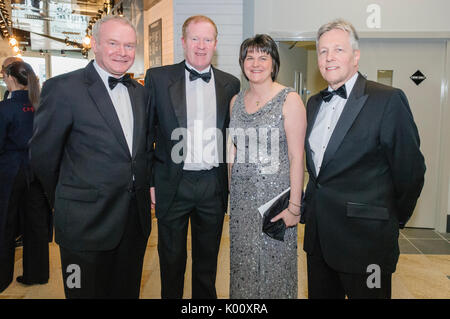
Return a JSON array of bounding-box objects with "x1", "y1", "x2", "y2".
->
[
  {"x1": 91, "y1": 19, "x2": 136, "y2": 77},
  {"x1": 182, "y1": 20, "x2": 217, "y2": 71},
  {"x1": 243, "y1": 48, "x2": 273, "y2": 84},
  {"x1": 317, "y1": 28, "x2": 360, "y2": 89}
]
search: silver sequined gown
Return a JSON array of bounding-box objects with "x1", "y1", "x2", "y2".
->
[{"x1": 229, "y1": 87, "x2": 298, "y2": 299}]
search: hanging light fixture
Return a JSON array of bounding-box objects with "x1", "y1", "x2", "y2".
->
[
  {"x1": 83, "y1": 34, "x2": 91, "y2": 47},
  {"x1": 0, "y1": 0, "x2": 11, "y2": 39},
  {"x1": 8, "y1": 36, "x2": 17, "y2": 46}
]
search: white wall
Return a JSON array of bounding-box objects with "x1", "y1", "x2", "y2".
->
[
  {"x1": 253, "y1": 0, "x2": 450, "y2": 38},
  {"x1": 143, "y1": 0, "x2": 174, "y2": 70},
  {"x1": 173, "y1": 0, "x2": 243, "y2": 78},
  {"x1": 248, "y1": 0, "x2": 450, "y2": 230}
]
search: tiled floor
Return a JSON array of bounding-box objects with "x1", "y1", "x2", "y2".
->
[
  {"x1": 1, "y1": 215, "x2": 449, "y2": 299},
  {"x1": 399, "y1": 228, "x2": 450, "y2": 255}
]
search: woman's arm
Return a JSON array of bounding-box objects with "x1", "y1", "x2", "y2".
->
[
  {"x1": 227, "y1": 94, "x2": 238, "y2": 188},
  {"x1": 271, "y1": 91, "x2": 306, "y2": 227}
]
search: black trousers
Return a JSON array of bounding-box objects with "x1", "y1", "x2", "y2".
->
[
  {"x1": 0, "y1": 166, "x2": 27, "y2": 292},
  {"x1": 21, "y1": 178, "x2": 51, "y2": 284},
  {"x1": 59, "y1": 196, "x2": 147, "y2": 299},
  {"x1": 307, "y1": 236, "x2": 392, "y2": 299},
  {"x1": 158, "y1": 168, "x2": 225, "y2": 299}
]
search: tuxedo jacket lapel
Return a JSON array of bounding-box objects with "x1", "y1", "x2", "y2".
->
[
  {"x1": 169, "y1": 63, "x2": 187, "y2": 130},
  {"x1": 85, "y1": 62, "x2": 130, "y2": 157},
  {"x1": 213, "y1": 67, "x2": 228, "y2": 131},
  {"x1": 320, "y1": 73, "x2": 368, "y2": 174},
  {"x1": 213, "y1": 68, "x2": 230, "y2": 165},
  {"x1": 128, "y1": 83, "x2": 143, "y2": 159},
  {"x1": 305, "y1": 94, "x2": 322, "y2": 179}
]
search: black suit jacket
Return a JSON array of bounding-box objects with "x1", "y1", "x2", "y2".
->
[
  {"x1": 145, "y1": 61, "x2": 240, "y2": 218},
  {"x1": 303, "y1": 73, "x2": 426, "y2": 274},
  {"x1": 29, "y1": 61, "x2": 152, "y2": 251}
]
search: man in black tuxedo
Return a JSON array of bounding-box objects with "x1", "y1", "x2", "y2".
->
[
  {"x1": 145, "y1": 15, "x2": 240, "y2": 299},
  {"x1": 29, "y1": 16, "x2": 152, "y2": 298},
  {"x1": 303, "y1": 19, "x2": 426, "y2": 299}
]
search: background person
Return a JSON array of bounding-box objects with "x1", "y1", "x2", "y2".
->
[
  {"x1": 1, "y1": 56, "x2": 25, "y2": 250},
  {"x1": 0, "y1": 61, "x2": 40, "y2": 292}
]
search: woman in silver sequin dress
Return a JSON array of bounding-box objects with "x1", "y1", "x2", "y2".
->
[{"x1": 228, "y1": 34, "x2": 306, "y2": 298}]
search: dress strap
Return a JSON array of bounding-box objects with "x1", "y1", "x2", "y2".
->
[
  {"x1": 278, "y1": 87, "x2": 296, "y2": 114},
  {"x1": 231, "y1": 90, "x2": 245, "y2": 116}
]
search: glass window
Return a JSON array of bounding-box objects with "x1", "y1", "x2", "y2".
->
[
  {"x1": 22, "y1": 56, "x2": 46, "y2": 87},
  {"x1": 51, "y1": 56, "x2": 89, "y2": 77},
  {"x1": 377, "y1": 70, "x2": 393, "y2": 86}
]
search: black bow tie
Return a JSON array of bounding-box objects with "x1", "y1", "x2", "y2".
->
[
  {"x1": 108, "y1": 74, "x2": 133, "y2": 90},
  {"x1": 320, "y1": 85, "x2": 347, "y2": 102},
  {"x1": 185, "y1": 65, "x2": 212, "y2": 83}
]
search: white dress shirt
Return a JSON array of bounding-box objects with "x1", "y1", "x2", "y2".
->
[
  {"x1": 183, "y1": 61, "x2": 218, "y2": 171},
  {"x1": 93, "y1": 61, "x2": 134, "y2": 155},
  {"x1": 309, "y1": 72, "x2": 358, "y2": 175}
]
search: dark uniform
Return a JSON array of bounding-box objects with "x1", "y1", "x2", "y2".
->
[{"x1": 0, "y1": 90, "x2": 51, "y2": 292}]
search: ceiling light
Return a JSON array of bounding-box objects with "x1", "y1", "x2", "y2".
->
[
  {"x1": 83, "y1": 35, "x2": 91, "y2": 47},
  {"x1": 9, "y1": 37, "x2": 17, "y2": 46}
]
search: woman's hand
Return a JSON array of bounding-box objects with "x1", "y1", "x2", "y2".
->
[
  {"x1": 270, "y1": 207, "x2": 300, "y2": 227},
  {"x1": 150, "y1": 187, "x2": 155, "y2": 210}
]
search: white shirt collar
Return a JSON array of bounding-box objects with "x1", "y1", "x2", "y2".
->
[
  {"x1": 93, "y1": 60, "x2": 125, "y2": 90},
  {"x1": 327, "y1": 72, "x2": 359, "y2": 98}
]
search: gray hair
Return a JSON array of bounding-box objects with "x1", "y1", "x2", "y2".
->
[
  {"x1": 316, "y1": 19, "x2": 359, "y2": 51},
  {"x1": 92, "y1": 15, "x2": 136, "y2": 42}
]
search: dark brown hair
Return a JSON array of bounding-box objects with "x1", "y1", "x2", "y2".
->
[
  {"x1": 5, "y1": 61, "x2": 40, "y2": 108},
  {"x1": 239, "y1": 34, "x2": 280, "y2": 81}
]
